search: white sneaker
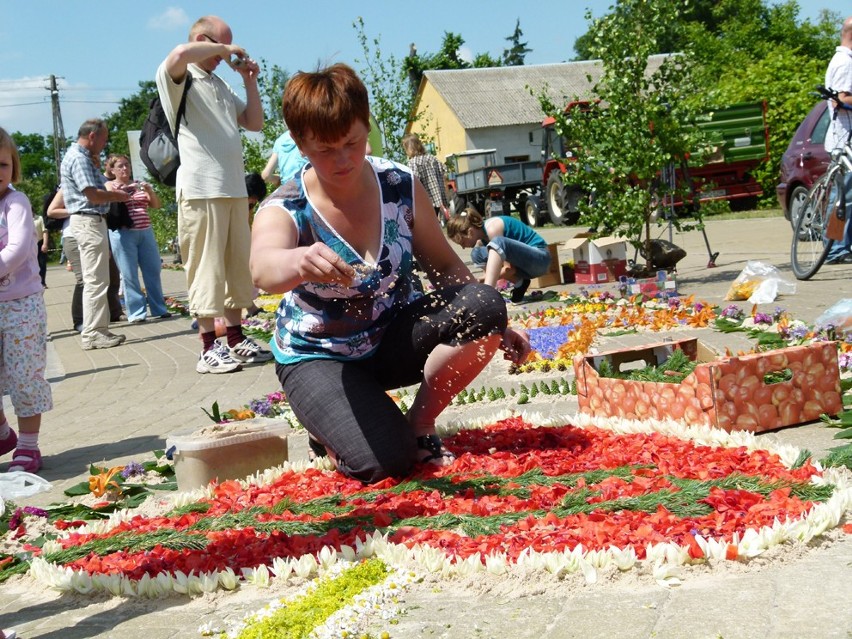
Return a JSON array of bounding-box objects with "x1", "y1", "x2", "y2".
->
[
  {"x1": 82, "y1": 332, "x2": 125, "y2": 350},
  {"x1": 229, "y1": 337, "x2": 274, "y2": 363},
  {"x1": 196, "y1": 343, "x2": 242, "y2": 374}
]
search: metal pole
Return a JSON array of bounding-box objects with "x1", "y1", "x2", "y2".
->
[
  {"x1": 665, "y1": 162, "x2": 675, "y2": 243},
  {"x1": 48, "y1": 75, "x2": 65, "y2": 183}
]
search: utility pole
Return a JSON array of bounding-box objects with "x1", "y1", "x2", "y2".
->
[{"x1": 48, "y1": 75, "x2": 65, "y2": 183}]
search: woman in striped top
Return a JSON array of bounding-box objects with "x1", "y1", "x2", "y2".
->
[{"x1": 104, "y1": 154, "x2": 172, "y2": 323}]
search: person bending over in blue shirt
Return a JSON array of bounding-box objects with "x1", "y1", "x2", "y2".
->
[{"x1": 447, "y1": 208, "x2": 552, "y2": 303}]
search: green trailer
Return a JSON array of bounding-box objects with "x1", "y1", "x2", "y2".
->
[{"x1": 687, "y1": 101, "x2": 769, "y2": 209}]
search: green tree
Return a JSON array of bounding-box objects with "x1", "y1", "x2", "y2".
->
[
  {"x1": 711, "y1": 47, "x2": 824, "y2": 200},
  {"x1": 354, "y1": 17, "x2": 416, "y2": 162},
  {"x1": 574, "y1": 0, "x2": 747, "y2": 60},
  {"x1": 101, "y1": 81, "x2": 177, "y2": 249},
  {"x1": 472, "y1": 52, "x2": 503, "y2": 68},
  {"x1": 502, "y1": 19, "x2": 531, "y2": 66},
  {"x1": 104, "y1": 80, "x2": 158, "y2": 158},
  {"x1": 541, "y1": 0, "x2": 708, "y2": 266},
  {"x1": 685, "y1": 0, "x2": 839, "y2": 202},
  {"x1": 681, "y1": 0, "x2": 835, "y2": 81},
  {"x1": 571, "y1": 0, "x2": 842, "y2": 208},
  {"x1": 257, "y1": 60, "x2": 291, "y2": 124},
  {"x1": 11, "y1": 132, "x2": 59, "y2": 218},
  {"x1": 403, "y1": 32, "x2": 471, "y2": 96},
  {"x1": 403, "y1": 28, "x2": 514, "y2": 94},
  {"x1": 572, "y1": 31, "x2": 594, "y2": 61},
  {"x1": 14, "y1": 133, "x2": 57, "y2": 183}
]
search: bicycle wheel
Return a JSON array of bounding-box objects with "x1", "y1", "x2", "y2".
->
[{"x1": 791, "y1": 169, "x2": 839, "y2": 280}]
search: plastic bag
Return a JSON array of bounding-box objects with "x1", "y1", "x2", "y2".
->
[
  {"x1": 724, "y1": 260, "x2": 796, "y2": 304},
  {"x1": 815, "y1": 299, "x2": 852, "y2": 336},
  {"x1": 0, "y1": 471, "x2": 51, "y2": 516}
]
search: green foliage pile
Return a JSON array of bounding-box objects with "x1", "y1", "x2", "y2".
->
[
  {"x1": 596, "y1": 348, "x2": 698, "y2": 384},
  {"x1": 821, "y1": 378, "x2": 852, "y2": 470}
]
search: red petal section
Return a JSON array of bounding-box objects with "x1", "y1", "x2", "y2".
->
[{"x1": 50, "y1": 418, "x2": 826, "y2": 579}]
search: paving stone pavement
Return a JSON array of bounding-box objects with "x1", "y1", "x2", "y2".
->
[{"x1": 1, "y1": 216, "x2": 851, "y2": 638}]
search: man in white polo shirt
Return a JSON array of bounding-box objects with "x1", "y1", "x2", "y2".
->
[
  {"x1": 824, "y1": 15, "x2": 852, "y2": 264},
  {"x1": 157, "y1": 14, "x2": 272, "y2": 373}
]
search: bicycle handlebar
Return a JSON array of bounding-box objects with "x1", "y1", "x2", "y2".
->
[{"x1": 815, "y1": 84, "x2": 852, "y2": 117}]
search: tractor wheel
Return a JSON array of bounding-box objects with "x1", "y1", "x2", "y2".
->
[
  {"x1": 546, "y1": 171, "x2": 569, "y2": 225},
  {"x1": 546, "y1": 171, "x2": 584, "y2": 226},
  {"x1": 729, "y1": 196, "x2": 758, "y2": 212},
  {"x1": 523, "y1": 195, "x2": 545, "y2": 227}
]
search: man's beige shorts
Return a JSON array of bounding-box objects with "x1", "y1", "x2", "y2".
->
[{"x1": 178, "y1": 196, "x2": 254, "y2": 317}]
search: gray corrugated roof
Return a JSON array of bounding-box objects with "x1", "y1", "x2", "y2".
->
[{"x1": 422, "y1": 55, "x2": 669, "y2": 129}]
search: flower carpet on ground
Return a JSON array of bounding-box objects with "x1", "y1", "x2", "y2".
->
[
  {"x1": 12, "y1": 413, "x2": 850, "y2": 604},
  {"x1": 3, "y1": 292, "x2": 849, "y2": 636},
  {"x1": 513, "y1": 293, "x2": 851, "y2": 374}
]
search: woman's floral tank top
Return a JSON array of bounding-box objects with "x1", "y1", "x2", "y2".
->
[{"x1": 265, "y1": 157, "x2": 422, "y2": 364}]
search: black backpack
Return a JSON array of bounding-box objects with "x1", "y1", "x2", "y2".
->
[
  {"x1": 44, "y1": 214, "x2": 64, "y2": 233},
  {"x1": 42, "y1": 187, "x2": 63, "y2": 232},
  {"x1": 139, "y1": 75, "x2": 192, "y2": 187}
]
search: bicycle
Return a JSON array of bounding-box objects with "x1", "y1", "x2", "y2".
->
[{"x1": 791, "y1": 85, "x2": 852, "y2": 280}]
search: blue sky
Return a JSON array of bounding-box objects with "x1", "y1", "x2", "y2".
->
[{"x1": 0, "y1": 1, "x2": 841, "y2": 136}]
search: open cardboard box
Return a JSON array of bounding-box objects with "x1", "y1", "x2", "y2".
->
[
  {"x1": 530, "y1": 243, "x2": 563, "y2": 288},
  {"x1": 573, "y1": 337, "x2": 843, "y2": 432},
  {"x1": 473, "y1": 243, "x2": 562, "y2": 290},
  {"x1": 563, "y1": 234, "x2": 627, "y2": 284}
]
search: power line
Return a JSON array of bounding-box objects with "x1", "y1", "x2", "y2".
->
[
  {"x1": 62, "y1": 100, "x2": 123, "y2": 104},
  {"x1": 0, "y1": 98, "x2": 123, "y2": 106},
  {"x1": 0, "y1": 101, "x2": 49, "y2": 108},
  {"x1": 0, "y1": 88, "x2": 135, "y2": 95},
  {"x1": 0, "y1": 80, "x2": 137, "y2": 92},
  {"x1": 0, "y1": 78, "x2": 49, "y2": 85},
  {"x1": 61, "y1": 87, "x2": 140, "y2": 92}
]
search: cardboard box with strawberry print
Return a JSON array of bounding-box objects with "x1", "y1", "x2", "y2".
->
[{"x1": 573, "y1": 337, "x2": 843, "y2": 433}]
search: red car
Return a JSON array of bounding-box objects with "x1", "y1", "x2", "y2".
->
[{"x1": 776, "y1": 101, "x2": 831, "y2": 227}]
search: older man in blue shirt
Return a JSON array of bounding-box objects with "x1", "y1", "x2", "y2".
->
[{"x1": 61, "y1": 119, "x2": 130, "y2": 349}]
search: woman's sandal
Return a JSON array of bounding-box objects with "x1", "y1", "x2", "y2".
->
[
  {"x1": 416, "y1": 434, "x2": 456, "y2": 465},
  {"x1": 307, "y1": 436, "x2": 327, "y2": 462}
]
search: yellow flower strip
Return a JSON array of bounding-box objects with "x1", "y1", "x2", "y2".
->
[{"x1": 233, "y1": 559, "x2": 389, "y2": 639}]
